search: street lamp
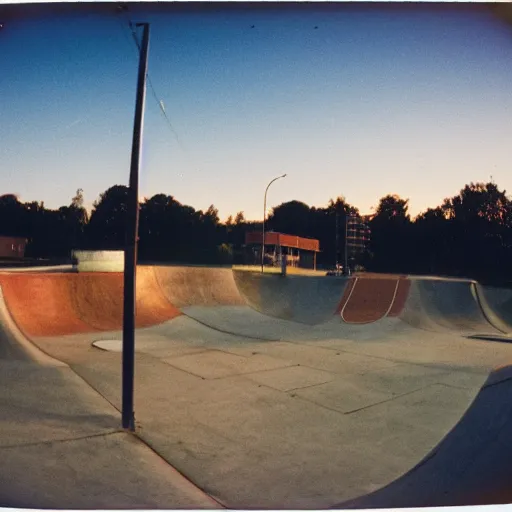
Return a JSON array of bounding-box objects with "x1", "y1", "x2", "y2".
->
[{"x1": 262, "y1": 173, "x2": 287, "y2": 272}]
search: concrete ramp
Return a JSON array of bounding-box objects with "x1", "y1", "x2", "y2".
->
[
  {"x1": 231, "y1": 273, "x2": 410, "y2": 327},
  {"x1": 1, "y1": 264, "x2": 508, "y2": 344},
  {"x1": 336, "y1": 364, "x2": 512, "y2": 509},
  {"x1": 0, "y1": 286, "x2": 41, "y2": 361},
  {"x1": 182, "y1": 270, "x2": 409, "y2": 338},
  {"x1": 400, "y1": 278, "x2": 500, "y2": 335},
  {"x1": 3, "y1": 264, "x2": 512, "y2": 509},
  {"x1": 182, "y1": 271, "x2": 502, "y2": 340},
  {"x1": 232, "y1": 271, "x2": 348, "y2": 325},
  {"x1": 0, "y1": 267, "x2": 180, "y2": 337},
  {"x1": 474, "y1": 284, "x2": 512, "y2": 334},
  {"x1": 154, "y1": 265, "x2": 245, "y2": 307},
  {"x1": 337, "y1": 277, "x2": 410, "y2": 323},
  {"x1": 179, "y1": 304, "x2": 407, "y2": 342}
]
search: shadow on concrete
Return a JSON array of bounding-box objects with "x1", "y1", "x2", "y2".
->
[{"x1": 333, "y1": 365, "x2": 512, "y2": 509}]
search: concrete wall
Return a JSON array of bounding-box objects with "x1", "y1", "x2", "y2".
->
[{"x1": 72, "y1": 250, "x2": 124, "y2": 272}]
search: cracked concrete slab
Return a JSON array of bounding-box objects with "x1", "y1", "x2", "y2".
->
[
  {"x1": 0, "y1": 362, "x2": 119, "y2": 447},
  {"x1": 54, "y1": 348, "x2": 484, "y2": 509},
  {"x1": 347, "y1": 384, "x2": 478, "y2": 459},
  {"x1": 244, "y1": 364, "x2": 335, "y2": 391},
  {"x1": 0, "y1": 431, "x2": 219, "y2": 509},
  {"x1": 162, "y1": 349, "x2": 291, "y2": 379},
  {"x1": 25, "y1": 322, "x2": 512, "y2": 507},
  {"x1": 13, "y1": 309, "x2": 512, "y2": 509},
  {"x1": 0, "y1": 358, "x2": 221, "y2": 509},
  {"x1": 356, "y1": 363, "x2": 451, "y2": 395},
  {"x1": 436, "y1": 369, "x2": 489, "y2": 390},
  {"x1": 292, "y1": 378, "x2": 396, "y2": 413},
  {"x1": 218, "y1": 340, "x2": 402, "y2": 375}
]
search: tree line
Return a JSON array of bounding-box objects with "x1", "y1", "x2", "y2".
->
[{"x1": 0, "y1": 180, "x2": 511, "y2": 284}]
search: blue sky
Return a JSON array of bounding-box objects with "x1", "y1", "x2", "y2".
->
[{"x1": 1, "y1": 3, "x2": 512, "y2": 221}]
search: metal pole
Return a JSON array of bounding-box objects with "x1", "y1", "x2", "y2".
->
[
  {"x1": 122, "y1": 22, "x2": 150, "y2": 432},
  {"x1": 335, "y1": 210, "x2": 339, "y2": 272},
  {"x1": 344, "y1": 213, "x2": 349, "y2": 276},
  {"x1": 261, "y1": 173, "x2": 287, "y2": 273},
  {"x1": 262, "y1": 193, "x2": 266, "y2": 273}
]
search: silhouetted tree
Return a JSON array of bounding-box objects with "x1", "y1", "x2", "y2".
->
[
  {"x1": 366, "y1": 194, "x2": 412, "y2": 273},
  {"x1": 2, "y1": 177, "x2": 511, "y2": 282},
  {"x1": 438, "y1": 182, "x2": 512, "y2": 281},
  {"x1": 267, "y1": 200, "x2": 313, "y2": 237},
  {"x1": 85, "y1": 185, "x2": 130, "y2": 250},
  {"x1": 138, "y1": 194, "x2": 210, "y2": 262},
  {"x1": 234, "y1": 211, "x2": 245, "y2": 225},
  {"x1": 0, "y1": 194, "x2": 29, "y2": 238},
  {"x1": 196, "y1": 205, "x2": 222, "y2": 263},
  {"x1": 60, "y1": 189, "x2": 89, "y2": 251}
]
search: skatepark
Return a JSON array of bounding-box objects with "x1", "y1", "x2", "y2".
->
[{"x1": 1, "y1": 262, "x2": 512, "y2": 509}]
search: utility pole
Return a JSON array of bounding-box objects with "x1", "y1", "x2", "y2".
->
[{"x1": 122, "y1": 22, "x2": 150, "y2": 432}]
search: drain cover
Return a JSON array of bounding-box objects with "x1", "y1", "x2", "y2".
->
[{"x1": 466, "y1": 334, "x2": 512, "y2": 343}]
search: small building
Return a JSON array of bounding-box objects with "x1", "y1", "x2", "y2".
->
[
  {"x1": 245, "y1": 231, "x2": 320, "y2": 270},
  {"x1": 0, "y1": 236, "x2": 28, "y2": 259}
]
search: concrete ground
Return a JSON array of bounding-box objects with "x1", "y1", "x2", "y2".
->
[
  {"x1": 26, "y1": 315, "x2": 512, "y2": 509},
  {"x1": 0, "y1": 331, "x2": 221, "y2": 509}
]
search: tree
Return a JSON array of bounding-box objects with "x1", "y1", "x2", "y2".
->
[
  {"x1": 139, "y1": 194, "x2": 197, "y2": 262},
  {"x1": 66, "y1": 189, "x2": 89, "y2": 249},
  {"x1": 0, "y1": 194, "x2": 20, "y2": 208},
  {"x1": 85, "y1": 185, "x2": 130, "y2": 250},
  {"x1": 437, "y1": 182, "x2": 512, "y2": 281},
  {"x1": 71, "y1": 188, "x2": 85, "y2": 209},
  {"x1": 196, "y1": 205, "x2": 221, "y2": 263},
  {"x1": 366, "y1": 194, "x2": 412, "y2": 273},
  {"x1": 221, "y1": 211, "x2": 248, "y2": 264},
  {"x1": 234, "y1": 211, "x2": 245, "y2": 225},
  {"x1": 0, "y1": 194, "x2": 29, "y2": 238},
  {"x1": 326, "y1": 196, "x2": 359, "y2": 216},
  {"x1": 217, "y1": 243, "x2": 233, "y2": 264},
  {"x1": 267, "y1": 200, "x2": 313, "y2": 237},
  {"x1": 3, "y1": 177, "x2": 512, "y2": 282},
  {"x1": 375, "y1": 194, "x2": 411, "y2": 221},
  {"x1": 410, "y1": 207, "x2": 451, "y2": 275}
]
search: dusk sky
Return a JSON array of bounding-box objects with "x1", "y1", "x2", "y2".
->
[{"x1": 2, "y1": 2, "x2": 512, "y2": 221}]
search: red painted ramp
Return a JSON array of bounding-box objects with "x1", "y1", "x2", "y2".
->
[
  {"x1": 0, "y1": 267, "x2": 181, "y2": 337},
  {"x1": 337, "y1": 277, "x2": 410, "y2": 323}
]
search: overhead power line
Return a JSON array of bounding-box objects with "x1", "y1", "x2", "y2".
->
[
  {"x1": 126, "y1": 20, "x2": 187, "y2": 153},
  {"x1": 114, "y1": 5, "x2": 190, "y2": 159}
]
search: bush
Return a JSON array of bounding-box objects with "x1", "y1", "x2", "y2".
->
[{"x1": 217, "y1": 243, "x2": 233, "y2": 264}]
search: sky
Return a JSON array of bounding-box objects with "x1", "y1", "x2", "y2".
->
[{"x1": 1, "y1": 2, "x2": 512, "y2": 221}]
